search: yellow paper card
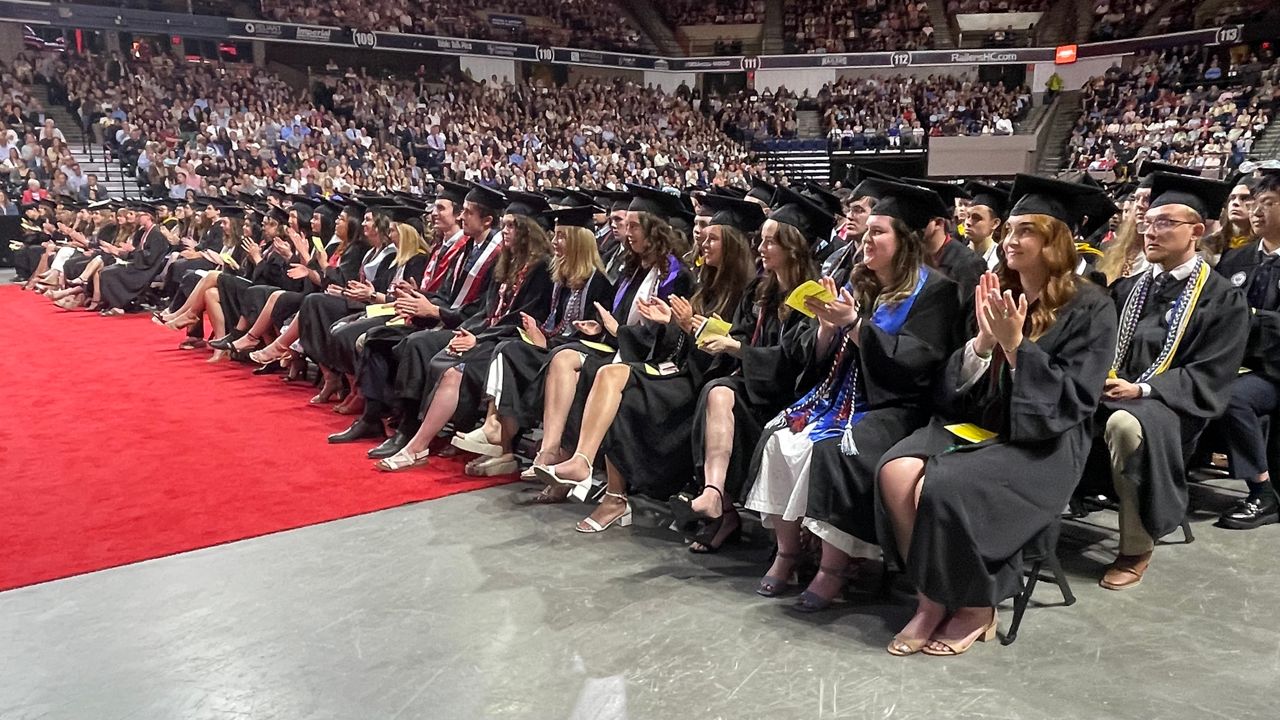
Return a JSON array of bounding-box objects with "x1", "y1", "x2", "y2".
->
[
  {"x1": 386, "y1": 317, "x2": 406, "y2": 327},
  {"x1": 580, "y1": 340, "x2": 615, "y2": 353},
  {"x1": 695, "y1": 315, "x2": 732, "y2": 346},
  {"x1": 365, "y1": 302, "x2": 397, "y2": 318},
  {"x1": 785, "y1": 280, "x2": 836, "y2": 318},
  {"x1": 643, "y1": 363, "x2": 661, "y2": 376},
  {"x1": 312, "y1": 236, "x2": 326, "y2": 254},
  {"x1": 944, "y1": 423, "x2": 998, "y2": 444},
  {"x1": 519, "y1": 328, "x2": 535, "y2": 345}
]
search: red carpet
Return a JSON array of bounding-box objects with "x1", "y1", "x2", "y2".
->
[{"x1": 0, "y1": 286, "x2": 512, "y2": 591}]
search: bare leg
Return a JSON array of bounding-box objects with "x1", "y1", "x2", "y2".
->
[
  {"x1": 166, "y1": 270, "x2": 220, "y2": 321},
  {"x1": 206, "y1": 288, "x2": 228, "y2": 362},
  {"x1": 232, "y1": 290, "x2": 283, "y2": 351},
  {"x1": 546, "y1": 363, "x2": 631, "y2": 483},
  {"x1": 804, "y1": 541, "x2": 851, "y2": 600},
  {"x1": 692, "y1": 385, "x2": 736, "y2": 519},
  {"x1": 761, "y1": 515, "x2": 803, "y2": 584},
  {"x1": 399, "y1": 367, "x2": 463, "y2": 455},
  {"x1": 537, "y1": 350, "x2": 584, "y2": 464},
  {"x1": 878, "y1": 457, "x2": 926, "y2": 561},
  {"x1": 924, "y1": 605, "x2": 996, "y2": 654}
]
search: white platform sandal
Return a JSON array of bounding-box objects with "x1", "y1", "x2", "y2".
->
[
  {"x1": 464, "y1": 453, "x2": 519, "y2": 477},
  {"x1": 451, "y1": 426, "x2": 502, "y2": 457},
  {"x1": 375, "y1": 446, "x2": 431, "y2": 472},
  {"x1": 575, "y1": 491, "x2": 632, "y2": 533},
  {"x1": 533, "y1": 452, "x2": 594, "y2": 501}
]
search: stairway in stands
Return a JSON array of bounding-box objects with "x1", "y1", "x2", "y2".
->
[
  {"x1": 796, "y1": 110, "x2": 822, "y2": 138},
  {"x1": 1035, "y1": 90, "x2": 1083, "y2": 174},
  {"x1": 1248, "y1": 119, "x2": 1280, "y2": 164},
  {"x1": 926, "y1": 0, "x2": 958, "y2": 49},
  {"x1": 38, "y1": 83, "x2": 134, "y2": 200},
  {"x1": 762, "y1": 0, "x2": 785, "y2": 55},
  {"x1": 623, "y1": 0, "x2": 680, "y2": 56}
]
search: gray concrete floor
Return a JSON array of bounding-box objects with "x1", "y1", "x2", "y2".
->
[{"x1": 1, "y1": 479, "x2": 1276, "y2": 720}]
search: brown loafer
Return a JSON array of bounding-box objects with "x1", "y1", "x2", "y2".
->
[{"x1": 1100, "y1": 551, "x2": 1153, "y2": 591}]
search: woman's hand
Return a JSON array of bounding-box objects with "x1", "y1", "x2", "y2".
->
[
  {"x1": 286, "y1": 227, "x2": 311, "y2": 263},
  {"x1": 520, "y1": 312, "x2": 547, "y2": 349},
  {"x1": 572, "y1": 319, "x2": 602, "y2": 336},
  {"x1": 271, "y1": 236, "x2": 293, "y2": 259},
  {"x1": 594, "y1": 301, "x2": 619, "y2": 336},
  {"x1": 806, "y1": 277, "x2": 858, "y2": 331},
  {"x1": 343, "y1": 279, "x2": 375, "y2": 302},
  {"x1": 983, "y1": 283, "x2": 1027, "y2": 360},
  {"x1": 286, "y1": 263, "x2": 311, "y2": 280},
  {"x1": 447, "y1": 328, "x2": 476, "y2": 355},
  {"x1": 973, "y1": 272, "x2": 1000, "y2": 358},
  {"x1": 700, "y1": 335, "x2": 742, "y2": 355},
  {"x1": 636, "y1": 297, "x2": 673, "y2": 325},
  {"x1": 241, "y1": 237, "x2": 263, "y2": 263},
  {"x1": 669, "y1": 295, "x2": 695, "y2": 333}
]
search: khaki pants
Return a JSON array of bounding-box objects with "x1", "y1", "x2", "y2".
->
[{"x1": 1105, "y1": 411, "x2": 1156, "y2": 556}]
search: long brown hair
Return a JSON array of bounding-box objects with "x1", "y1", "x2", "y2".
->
[
  {"x1": 1202, "y1": 204, "x2": 1254, "y2": 258},
  {"x1": 691, "y1": 224, "x2": 756, "y2": 318},
  {"x1": 495, "y1": 214, "x2": 552, "y2": 283},
  {"x1": 624, "y1": 212, "x2": 687, "y2": 276},
  {"x1": 1097, "y1": 212, "x2": 1140, "y2": 285},
  {"x1": 755, "y1": 220, "x2": 816, "y2": 319},
  {"x1": 998, "y1": 213, "x2": 1080, "y2": 341},
  {"x1": 850, "y1": 217, "x2": 925, "y2": 312}
]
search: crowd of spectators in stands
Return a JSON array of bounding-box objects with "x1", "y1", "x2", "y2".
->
[
  {"x1": 1089, "y1": 0, "x2": 1157, "y2": 42},
  {"x1": 260, "y1": 0, "x2": 649, "y2": 54},
  {"x1": 784, "y1": 0, "x2": 935, "y2": 54},
  {"x1": 1208, "y1": 0, "x2": 1277, "y2": 26},
  {"x1": 1066, "y1": 48, "x2": 1280, "y2": 178},
  {"x1": 38, "y1": 52, "x2": 761, "y2": 200},
  {"x1": 947, "y1": 0, "x2": 1048, "y2": 13},
  {"x1": 818, "y1": 74, "x2": 1031, "y2": 148},
  {"x1": 658, "y1": 0, "x2": 765, "y2": 27},
  {"x1": 709, "y1": 87, "x2": 801, "y2": 142},
  {"x1": 1, "y1": 54, "x2": 84, "y2": 208}
]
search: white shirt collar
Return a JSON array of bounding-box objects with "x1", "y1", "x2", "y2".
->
[
  {"x1": 1257, "y1": 240, "x2": 1280, "y2": 258},
  {"x1": 1153, "y1": 254, "x2": 1199, "y2": 282}
]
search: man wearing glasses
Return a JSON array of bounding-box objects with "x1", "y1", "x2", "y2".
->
[
  {"x1": 1211, "y1": 172, "x2": 1280, "y2": 529},
  {"x1": 1096, "y1": 172, "x2": 1250, "y2": 591}
]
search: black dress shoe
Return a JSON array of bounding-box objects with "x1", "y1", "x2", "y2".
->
[
  {"x1": 368, "y1": 430, "x2": 411, "y2": 458},
  {"x1": 328, "y1": 419, "x2": 385, "y2": 444},
  {"x1": 1217, "y1": 493, "x2": 1280, "y2": 530},
  {"x1": 208, "y1": 332, "x2": 243, "y2": 351}
]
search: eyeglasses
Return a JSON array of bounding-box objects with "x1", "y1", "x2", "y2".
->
[{"x1": 1139, "y1": 218, "x2": 1198, "y2": 234}]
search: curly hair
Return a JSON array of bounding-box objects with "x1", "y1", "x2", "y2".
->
[
  {"x1": 755, "y1": 219, "x2": 816, "y2": 319},
  {"x1": 624, "y1": 212, "x2": 689, "y2": 276},
  {"x1": 495, "y1": 214, "x2": 552, "y2": 283},
  {"x1": 998, "y1": 213, "x2": 1081, "y2": 341}
]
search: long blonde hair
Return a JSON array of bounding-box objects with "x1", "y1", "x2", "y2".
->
[
  {"x1": 393, "y1": 223, "x2": 429, "y2": 266},
  {"x1": 552, "y1": 225, "x2": 605, "y2": 288},
  {"x1": 1097, "y1": 212, "x2": 1140, "y2": 285},
  {"x1": 998, "y1": 213, "x2": 1081, "y2": 341}
]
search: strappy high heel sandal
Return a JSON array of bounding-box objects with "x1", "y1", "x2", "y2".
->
[
  {"x1": 522, "y1": 450, "x2": 560, "y2": 481},
  {"x1": 230, "y1": 332, "x2": 262, "y2": 353},
  {"x1": 533, "y1": 452, "x2": 594, "y2": 501},
  {"x1": 794, "y1": 564, "x2": 850, "y2": 613},
  {"x1": 249, "y1": 341, "x2": 288, "y2": 366},
  {"x1": 921, "y1": 610, "x2": 998, "y2": 656},
  {"x1": 575, "y1": 491, "x2": 632, "y2": 533},
  {"x1": 757, "y1": 551, "x2": 800, "y2": 597}
]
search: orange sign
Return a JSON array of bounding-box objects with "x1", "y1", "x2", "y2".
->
[{"x1": 1055, "y1": 45, "x2": 1078, "y2": 64}]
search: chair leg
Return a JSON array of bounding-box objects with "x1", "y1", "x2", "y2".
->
[
  {"x1": 1003, "y1": 559, "x2": 1042, "y2": 646},
  {"x1": 1044, "y1": 550, "x2": 1076, "y2": 606},
  {"x1": 1181, "y1": 516, "x2": 1195, "y2": 544}
]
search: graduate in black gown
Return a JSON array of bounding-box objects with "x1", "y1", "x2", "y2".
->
[
  {"x1": 670, "y1": 194, "x2": 823, "y2": 551},
  {"x1": 740, "y1": 182, "x2": 962, "y2": 610},
  {"x1": 963, "y1": 181, "x2": 1009, "y2": 271},
  {"x1": 910, "y1": 178, "x2": 985, "y2": 329},
  {"x1": 373, "y1": 195, "x2": 558, "y2": 471},
  {"x1": 10, "y1": 201, "x2": 51, "y2": 282},
  {"x1": 1210, "y1": 172, "x2": 1280, "y2": 529},
  {"x1": 876, "y1": 174, "x2": 1118, "y2": 657},
  {"x1": 521, "y1": 185, "x2": 696, "y2": 497},
  {"x1": 449, "y1": 206, "x2": 615, "y2": 481},
  {"x1": 97, "y1": 202, "x2": 169, "y2": 315},
  {"x1": 1095, "y1": 172, "x2": 1248, "y2": 591},
  {"x1": 531, "y1": 194, "x2": 762, "y2": 530}
]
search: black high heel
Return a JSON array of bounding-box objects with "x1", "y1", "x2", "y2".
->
[
  {"x1": 690, "y1": 506, "x2": 742, "y2": 555},
  {"x1": 208, "y1": 331, "x2": 244, "y2": 351}
]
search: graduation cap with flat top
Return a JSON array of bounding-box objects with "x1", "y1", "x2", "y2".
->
[
  {"x1": 626, "y1": 183, "x2": 691, "y2": 223},
  {"x1": 964, "y1": 181, "x2": 1011, "y2": 219},
  {"x1": 1008, "y1": 173, "x2": 1118, "y2": 237},
  {"x1": 464, "y1": 183, "x2": 507, "y2": 213},
  {"x1": 504, "y1": 190, "x2": 551, "y2": 218},
  {"x1": 1137, "y1": 160, "x2": 1199, "y2": 188},
  {"x1": 437, "y1": 181, "x2": 470, "y2": 208},
  {"x1": 1147, "y1": 172, "x2": 1233, "y2": 220},
  {"x1": 768, "y1": 186, "x2": 836, "y2": 240},
  {"x1": 870, "y1": 181, "x2": 951, "y2": 232},
  {"x1": 747, "y1": 177, "x2": 776, "y2": 204},
  {"x1": 544, "y1": 205, "x2": 600, "y2": 230},
  {"x1": 699, "y1": 192, "x2": 766, "y2": 234}
]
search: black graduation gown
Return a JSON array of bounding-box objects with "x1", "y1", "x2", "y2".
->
[
  {"x1": 412, "y1": 259, "x2": 556, "y2": 430},
  {"x1": 741, "y1": 271, "x2": 959, "y2": 544},
  {"x1": 62, "y1": 224, "x2": 118, "y2": 281},
  {"x1": 600, "y1": 277, "x2": 809, "y2": 500},
  {"x1": 488, "y1": 272, "x2": 615, "y2": 425},
  {"x1": 880, "y1": 283, "x2": 1117, "y2": 607},
  {"x1": 11, "y1": 218, "x2": 47, "y2": 280},
  {"x1": 99, "y1": 226, "x2": 168, "y2": 309},
  {"x1": 933, "y1": 238, "x2": 985, "y2": 343},
  {"x1": 269, "y1": 238, "x2": 372, "y2": 330},
  {"x1": 319, "y1": 253, "x2": 431, "y2": 375},
  {"x1": 1096, "y1": 267, "x2": 1249, "y2": 538},
  {"x1": 516, "y1": 261, "x2": 696, "y2": 446},
  {"x1": 298, "y1": 248, "x2": 403, "y2": 373},
  {"x1": 1216, "y1": 245, "x2": 1280, "y2": 382}
]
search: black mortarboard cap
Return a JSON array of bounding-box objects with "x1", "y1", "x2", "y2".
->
[
  {"x1": 592, "y1": 189, "x2": 630, "y2": 212},
  {"x1": 342, "y1": 198, "x2": 368, "y2": 220},
  {"x1": 1137, "y1": 160, "x2": 1198, "y2": 188},
  {"x1": 627, "y1": 183, "x2": 690, "y2": 223},
  {"x1": 504, "y1": 190, "x2": 551, "y2": 218},
  {"x1": 315, "y1": 197, "x2": 342, "y2": 218},
  {"x1": 907, "y1": 178, "x2": 970, "y2": 207},
  {"x1": 871, "y1": 181, "x2": 951, "y2": 232},
  {"x1": 1148, "y1": 172, "x2": 1232, "y2": 220},
  {"x1": 768, "y1": 186, "x2": 836, "y2": 240},
  {"x1": 464, "y1": 183, "x2": 507, "y2": 213},
  {"x1": 220, "y1": 205, "x2": 246, "y2": 219},
  {"x1": 800, "y1": 182, "x2": 843, "y2": 217},
  {"x1": 710, "y1": 185, "x2": 747, "y2": 200},
  {"x1": 1008, "y1": 174, "x2": 1117, "y2": 236},
  {"x1": 747, "y1": 177, "x2": 775, "y2": 204},
  {"x1": 546, "y1": 205, "x2": 600, "y2": 230},
  {"x1": 266, "y1": 206, "x2": 290, "y2": 224},
  {"x1": 964, "y1": 181, "x2": 1011, "y2": 219},
  {"x1": 267, "y1": 187, "x2": 289, "y2": 203},
  {"x1": 542, "y1": 188, "x2": 570, "y2": 206},
  {"x1": 437, "y1": 181, "x2": 469, "y2": 208},
  {"x1": 292, "y1": 201, "x2": 314, "y2": 223},
  {"x1": 700, "y1": 193, "x2": 766, "y2": 234},
  {"x1": 561, "y1": 189, "x2": 600, "y2": 209}
]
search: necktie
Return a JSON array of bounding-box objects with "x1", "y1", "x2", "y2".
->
[{"x1": 1249, "y1": 254, "x2": 1277, "y2": 309}]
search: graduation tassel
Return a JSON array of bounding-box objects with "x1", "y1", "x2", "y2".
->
[
  {"x1": 764, "y1": 412, "x2": 785, "y2": 431},
  {"x1": 840, "y1": 424, "x2": 859, "y2": 456}
]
